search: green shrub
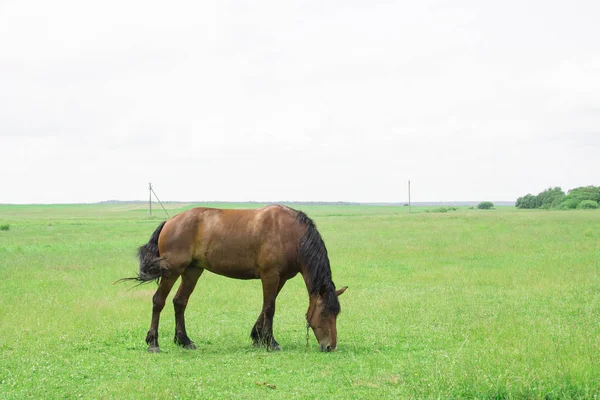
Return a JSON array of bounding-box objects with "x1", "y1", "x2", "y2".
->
[
  {"x1": 0, "y1": 224, "x2": 9, "y2": 231},
  {"x1": 517, "y1": 186, "x2": 600, "y2": 209},
  {"x1": 577, "y1": 200, "x2": 599, "y2": 209},
  {"x1": 537, "y1": 187, "x2": 566, "y2": 209},
  {"x1": 477, "y1": 201, "x2": 494, "y2": 210},
  {"x1": 559, "y1": 199, "x2": 578, "y2": 210},
  {"x1": 516, "y1": 194, "x2": 537, "y2": 209},
  {"x1": 438, "y1": 207, "x2": 449, "y2": 213},
  {"x1": 426, "y1": 208, "x2": 445, "y2": 213},
  {"x1": 426, "y1": 207, "x2": 459, "y2": 213},
  {"x1": 559, "y1": 186, "x2": 600, "y2": 209}
]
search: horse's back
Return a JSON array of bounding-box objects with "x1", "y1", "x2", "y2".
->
[{"x1": 158, "y1": 205, "x2": 303, "y2": 279}]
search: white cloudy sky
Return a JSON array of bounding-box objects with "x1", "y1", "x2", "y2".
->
[{"x1": 1, "y1": 1, "x2": 598, "y2": 203}]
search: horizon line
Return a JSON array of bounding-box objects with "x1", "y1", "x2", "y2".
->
[{"x1": 0, "y1": 200, "x2": 517, "y2": 206}]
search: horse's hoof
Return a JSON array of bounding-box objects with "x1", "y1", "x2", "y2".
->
[
  {"x1": 148, "y1": 346, "x2": 160, "y2": 353},
  {"x1": 270, "y1": 344, "x2": 281, "y2": 351},
  {"x1": 183, "y1": 343, "x2": 197, "y2": 350}
]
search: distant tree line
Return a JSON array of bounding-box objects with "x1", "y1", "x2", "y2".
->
[{"x1": 516, "y1": 186, "x2": 600, "y2": 210}]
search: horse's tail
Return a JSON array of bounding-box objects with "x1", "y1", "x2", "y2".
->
[{"x1": 114, "y1": 221, "x2": 169, "y2": 285}]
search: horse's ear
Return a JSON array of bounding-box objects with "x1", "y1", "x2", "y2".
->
[{"x1": 335, "y1": 286, "x2": 348, "y2": 296}]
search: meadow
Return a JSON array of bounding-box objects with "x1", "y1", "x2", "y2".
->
[{"x1": 0, "y1": 203, "x2": 599, "y2": 399}]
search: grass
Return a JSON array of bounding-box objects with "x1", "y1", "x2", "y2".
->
[{"x1": 0, "y1": 203, "x2": 599, "y2": 398}]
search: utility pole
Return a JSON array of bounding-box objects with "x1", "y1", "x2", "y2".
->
[
  {"x1": 147, "y1": 183, "x2": 170, "y2": 219},
  {"x1": 408, "y1": 179, "x2": 411, "y2": 214},
  {"x1": 149, "y1": 183, "x2": 152, "y2": 218}
]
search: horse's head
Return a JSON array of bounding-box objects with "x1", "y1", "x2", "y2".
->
[{"x1": 306, "y1": 285, "x2": 347, "y2": 352}]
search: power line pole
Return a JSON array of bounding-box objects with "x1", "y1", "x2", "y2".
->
[
  {"x1": 150, "y1": 185, "x2": 170, "y2": 218},
  {"x1": 408, "y1": 179, "x2": 411, "y2": 214},
  {"x1": 147, "y1": 183, "x2": 171, "y2": 219},
  {"x1": 149, "y1": 183, "x2": 152, "y2": 218}
]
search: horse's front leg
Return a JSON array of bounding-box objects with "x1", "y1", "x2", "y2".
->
[
  {"x1": 146, "y1": 275, "x2": 179, "y2": 352},
  {"x1": 251, "y1": 277, "x2": 286, "y2": 351},
  {"x1": 173, "y1": 266, "x2": 204, "y2": 349}
]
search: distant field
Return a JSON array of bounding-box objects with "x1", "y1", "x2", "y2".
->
[{"x1": 1, "y1": 203, "x2": 599, "y2": 398}]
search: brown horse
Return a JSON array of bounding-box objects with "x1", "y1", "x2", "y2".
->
[{"x1": 122, "y1": 205, "x2": 347, "y2": 352}]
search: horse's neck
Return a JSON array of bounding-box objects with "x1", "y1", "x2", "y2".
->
[
  {"x1": 299, "y1": 265, "x2": 313, "y2": 294},
  {"x1": 298, "y1": 263, "x2": 332, "y2": 296}
]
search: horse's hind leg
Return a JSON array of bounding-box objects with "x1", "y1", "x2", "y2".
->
[
  {"x1": 173, "y1": 265, "x2": 204, "y2": 349},
  {"x1": 146, "y1": 275, "x2": 179, "y2": 353},
  {"x1": 251, "y1": 277, "x2": 286, "y2": 351}
]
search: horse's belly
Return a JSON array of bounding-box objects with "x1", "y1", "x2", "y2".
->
[
  {"x1": 198, "y1": 251, "x2": 260, "y2": 279},
  {"x1": 203, "y1": 263, "x2": 259, "y2": 280}
]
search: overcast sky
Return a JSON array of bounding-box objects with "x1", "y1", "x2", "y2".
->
[{"x1": 1, "y1": 1, "x2": 598, "y2": 204}]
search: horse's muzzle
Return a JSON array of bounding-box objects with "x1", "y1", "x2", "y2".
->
[{"x1": 320, "y1": 343, "x2": 335, "y2": 352}]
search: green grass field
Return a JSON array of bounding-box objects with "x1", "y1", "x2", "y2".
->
[{"x1": 1, "y1": 203, "x2": 599, "y2": 399}]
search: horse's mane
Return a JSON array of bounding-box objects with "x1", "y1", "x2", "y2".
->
[{"x1": 295, "y1": 211, "x2": 341, "y2": 316}]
